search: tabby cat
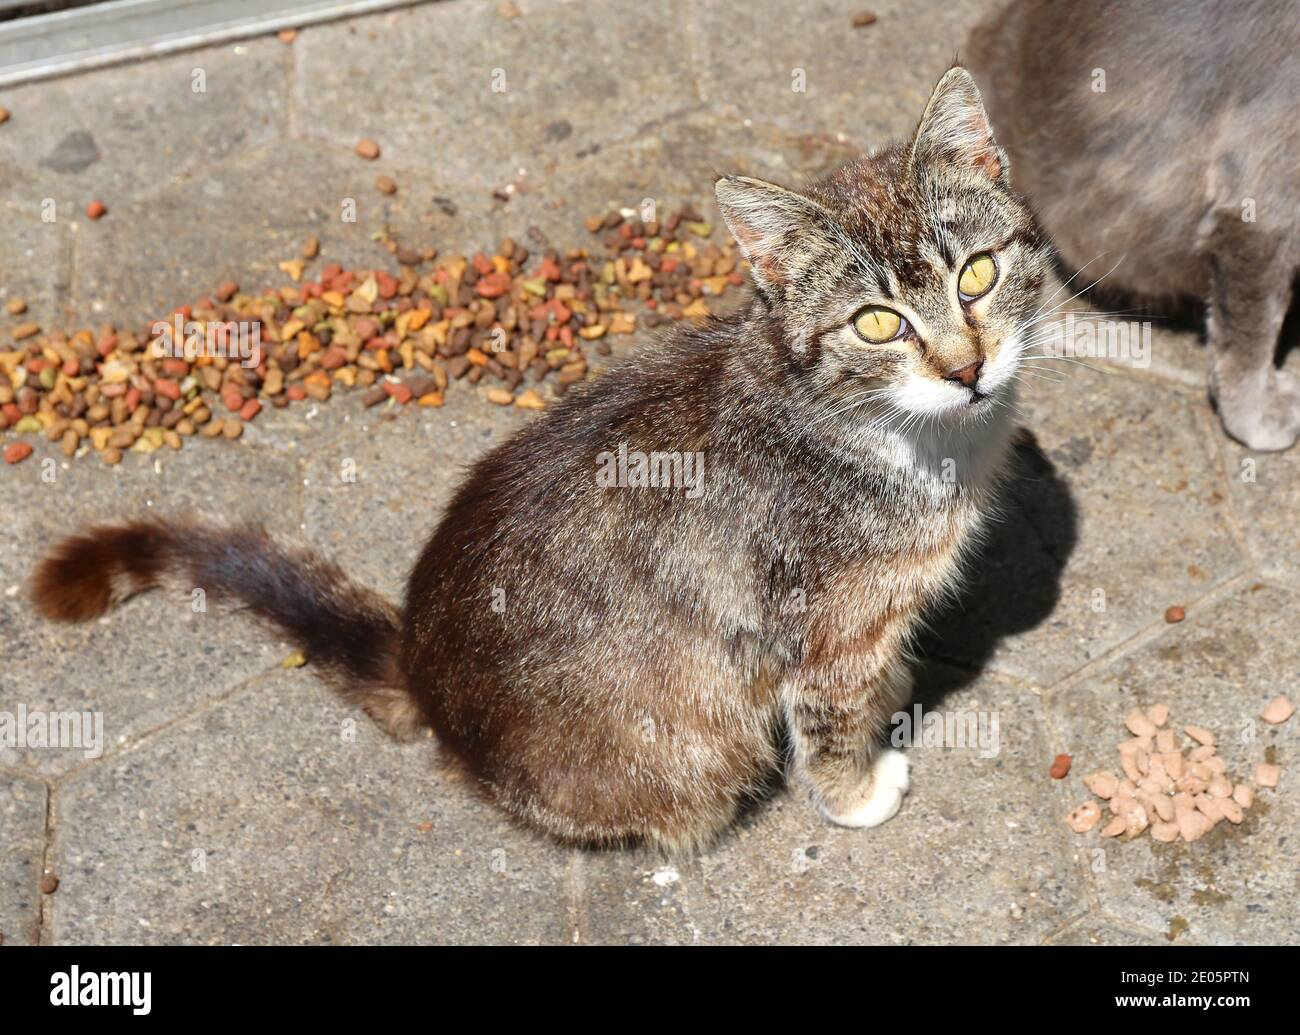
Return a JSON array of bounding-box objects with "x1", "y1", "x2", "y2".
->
[{"x1": 31, "y1": 68, "x2": 1050, "y2": 852}]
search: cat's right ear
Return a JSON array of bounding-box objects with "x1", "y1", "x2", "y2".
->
[
  {"x1": 910, "y1": 66, "x2": 1009, "y2": 184},
  {"x1": 714, "y1": 175, "x2": 832, "y2": 297}
]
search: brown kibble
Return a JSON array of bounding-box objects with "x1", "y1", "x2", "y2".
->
[
  {"x1": 1254, "y1": 763, "x2": 1281, "y2": 789},
  {"x1": 12, "y1": 321, "x2": 39, "y2": 340},
  {"x1": 3, "y1": 442, "x2": 34, "y2": 464},
  {"x1": 355, "y1": 138, "x2": 381, "y2": 160},
  {"x1": 1260, "y1": 695, "x2": 1295, "y2": 725},
  {"x1": 1066, "y1": 802, "x2": 1102, "y2": 833},
  {"x1": 86, "y1": 200, "x2": 107, "y2": 220},
  {"x1": 375, "y1": 175, "x2": 398, "y2": 195},
  {"x1": 215, "y1": 280, "x2": 239, "y2": 302},
  {"x1": 39, "y1": 873, "x2": 59, "y2": 895},
  {"x1": 300, "y1": 236, "x2": 320, "y2": 260},
  {"x1": 5, "y1": 298, "x2": 26, "y2": 315},
  {"x1": 0, "y1": 106, "x2": 9, "y2": 125},
  {"x1": 851, "y1": 11, "x2": 878, "y2": 27},
  {"x1": 277, "y1": 28, "x2": 298, "y2": 43},
  {"x1": 1049, "y1": 753, "x2": 1072, "y2": 779},
  {"x1": 1164, "y1": 604, "x2": 1186, "y2": 623},
  {"x1": 486, "y1": 387, "x2": 514, "y2": 406}
]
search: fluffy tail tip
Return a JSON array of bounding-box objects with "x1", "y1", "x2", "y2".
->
[{"x1": 29, "y1": 524, "x2": 161, "y2": 622}]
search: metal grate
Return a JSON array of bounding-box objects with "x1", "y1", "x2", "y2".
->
[{"x1": 0, "y1": 0, "x2": 432, "y2": 87}]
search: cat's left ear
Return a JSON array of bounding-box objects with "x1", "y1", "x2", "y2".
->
[
  {"x1": 715, "y1": 175, "x2": 834, "y2": 298},
  {"x1": 910, "y1": 66, "x2": 1008, "y2": 183}
]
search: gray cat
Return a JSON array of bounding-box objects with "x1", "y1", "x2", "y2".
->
[{"x1": 967, "y1": 0, "x2": 1300, "y2": 450}]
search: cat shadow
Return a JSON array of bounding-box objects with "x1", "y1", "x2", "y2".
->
[{"x1": 910, "y1": 429, "x2": 1078, "y2": 706}]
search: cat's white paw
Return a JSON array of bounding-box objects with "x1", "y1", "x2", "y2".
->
[{"x1": 821, "y1": 749, "x2": 911, "y2": 829}]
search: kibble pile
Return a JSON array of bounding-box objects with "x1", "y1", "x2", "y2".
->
[
  {"x1": 1065, "y1": 696, "x2": 1292, "y2": 844},
  {"x1": 1, "y1": 208, "x2": 744, "y2": 466}
]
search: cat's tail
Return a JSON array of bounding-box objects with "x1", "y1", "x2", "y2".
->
[{"x1": 29, "y1": 517, "x2": 424, "y2": 739}]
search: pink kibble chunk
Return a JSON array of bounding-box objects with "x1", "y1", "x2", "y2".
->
[
  {"x1": 1260, "y1": 695, "x2": 1295, "y2": 725},
  {"x1": 1125, "y1": 709, "x2": 1158, "y2": 738},
  {"x1": 1255, "y1": 763, "x2": 1281, "y2": 789},
  {"x1": 1066, "y1": 802, "x2": 1103, "y2": 833},
  {"x1": 1184, "y1": 724, "x2": 1215, "y2": 747},
  {"x1": 1083, "y1": 771, "x2": 1119, "y2": 799}
]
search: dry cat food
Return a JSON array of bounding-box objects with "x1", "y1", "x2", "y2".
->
[
  {"x1": 0, "y1": 208, "x2": 743, "y2": 465},
  {"x1": 1065, "y1": 698, "x2": 1291, "y2": 843}
]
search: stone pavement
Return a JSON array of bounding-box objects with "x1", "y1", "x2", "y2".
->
[{"x1": 0, "y1": 0, "x2": 1296, "y2": 945}]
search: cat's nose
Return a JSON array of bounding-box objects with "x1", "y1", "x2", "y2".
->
[{"x1": 944, "y1": 360, "x2": 983, "y2": 389}]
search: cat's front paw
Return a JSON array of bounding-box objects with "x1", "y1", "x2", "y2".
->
[{"x1": 820, "y1": 749, "x2": 911, "y2": 828}]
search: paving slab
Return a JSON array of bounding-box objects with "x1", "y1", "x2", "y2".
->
[
  {"x1": 0, "y1": 37, "x2": 289, "y2": 217},
  {"x1": 1044, "y1": 581, "x2": 1299, "y2": 945},
  {"x1": 935, "y1": 367, "x2": 1246, "y2": 688},
  {"x1": 503, "y1": 107, "x2": 858, "y2": 248},
  {"x1": 0, "y1": 440, "x2": 301, "y2": 777},
  {"x1": 292, "y1": 0, "x2": 700, "y2": 194},
  {"x1": 690, "y1": 0, "x2": 998, "y2": 142},
  {"x1": 581, "y1": 666, "x2": 1087, "y2": 944},
  {"x1": 67, "y1": 136, "x2": 472, "y2": 331},
  {"x1": 50, "y1": 667, "x2": 573, "y2": 944},
  {"x1": 0, "y1": 774, "x2": 46, "y2": 946},
  {"x1": 1044, "y1": 914, "x2": 1169, "y2": 946},
  {"x1": 1218, "y1": 436, "x2": 1300, "y2": 589},
  {"x1": 0, "y1": 212, "x2": 75, "y2": 337}
]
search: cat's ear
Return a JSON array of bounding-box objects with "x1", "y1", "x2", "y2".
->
[
  {"x1": 714, "y1": 175, "x2": 834, "y2": 296},
  {"x1": 910, "y1": 66, "x2": 1008, "y2": 183}
]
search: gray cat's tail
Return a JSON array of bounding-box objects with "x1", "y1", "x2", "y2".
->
[{"x1": 29, "y1": 517, "x2": 424, "y2": 739}]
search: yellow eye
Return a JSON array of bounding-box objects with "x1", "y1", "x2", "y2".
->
[
  {"x1": 958, "y1": 253, "x2": 998, "y2": 299},
  {"x1": 853, "y1": 306, "x2": 904, "y2": 343}
]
